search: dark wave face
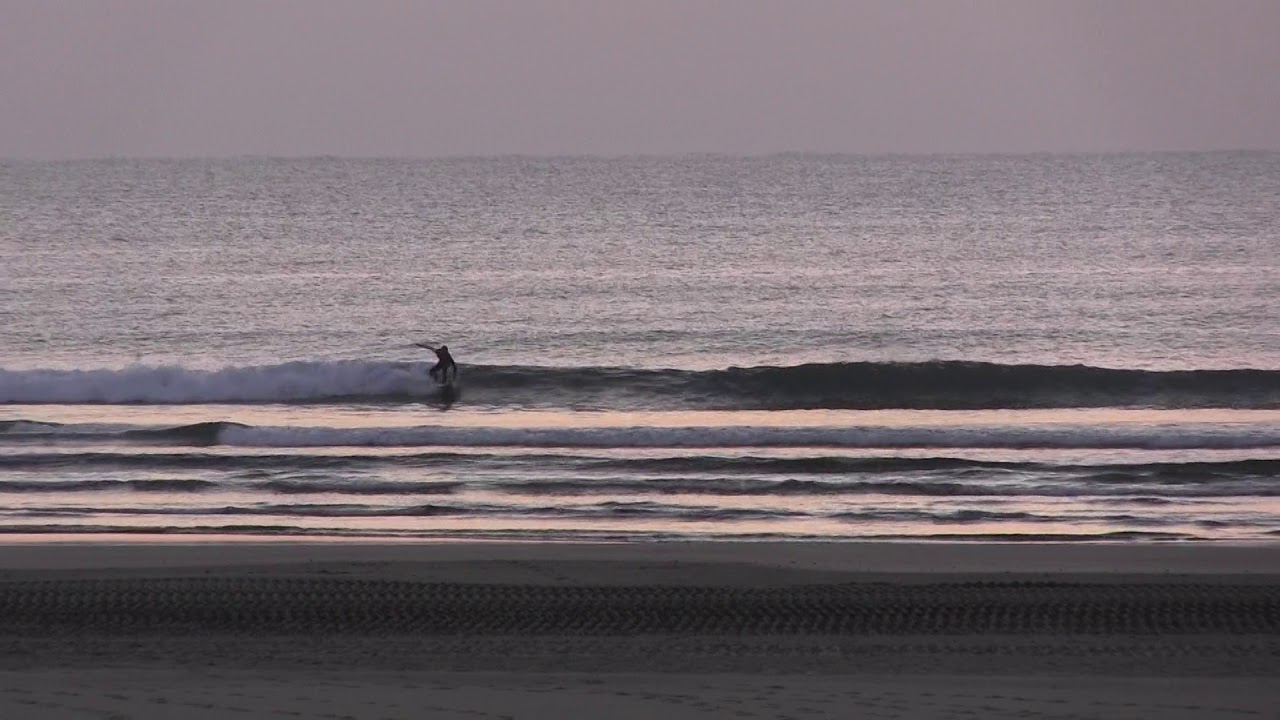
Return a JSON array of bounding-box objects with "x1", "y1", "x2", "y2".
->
[
  {"x1": 484, "y1": 362, "x2": 1280, "y2": 410},
  {"x1": 3, "y1": 360, "x2": 1279, "y2": 409}
]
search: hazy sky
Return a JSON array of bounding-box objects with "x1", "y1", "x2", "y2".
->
[{"x1": 3, "y1": 0, "x2": 1279, "y2": 158}]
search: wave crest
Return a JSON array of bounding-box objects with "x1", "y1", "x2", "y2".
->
[{"x1": 3, "y1": 360, "x2": 1278, "y2": 409}]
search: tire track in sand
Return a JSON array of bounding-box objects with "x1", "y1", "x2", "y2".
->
[{"x1": 1, "y1": 578, "x2": 1277, "y2": 636}]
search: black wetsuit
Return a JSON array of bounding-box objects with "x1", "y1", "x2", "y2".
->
[{"x1": 429, "y1": 347, "x2": 456, "y2": 383}]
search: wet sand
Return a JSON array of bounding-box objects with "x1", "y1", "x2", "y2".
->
[{"x1": 1, "y1": 541, "x2": 1277, "y2": 719}]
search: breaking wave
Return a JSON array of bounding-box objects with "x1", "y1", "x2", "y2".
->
[{"x1": 3, "y1": 360, "x2": 1279, "y2": 409}]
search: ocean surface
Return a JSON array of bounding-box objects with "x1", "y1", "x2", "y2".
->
[{"x1": 2, "y1": 153, "x2": 1279, "y2": 542}]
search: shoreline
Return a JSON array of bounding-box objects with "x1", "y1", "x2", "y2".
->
[{"x1": 3, "y1": 537, "x2": 1279, "y2": 575}]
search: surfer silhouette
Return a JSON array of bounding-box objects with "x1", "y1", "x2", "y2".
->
[{"x1": 424, "y1": 344, "x2": 456, "y2": 385}]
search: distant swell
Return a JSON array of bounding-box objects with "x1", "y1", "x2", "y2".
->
[
  {"x1": 3, "y1": 360, "x2": 1279, "y2": 409},
  {"x1": 3, "y1": 421, "x2": 1279, "y2": 451}
]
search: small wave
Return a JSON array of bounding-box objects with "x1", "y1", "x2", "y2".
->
[
  {"x1": 582, "y1": 456, "x2": 1280, "y2": 482},
  {"x1": 0, "y1": 479, "x2": 216, "y2": 493},
  {"x1": 20, "y1": 420, "x2": 1265, "y2": 452},
  {"x1": 220, "y1": 503, "x2": 461, "y2": 518},
  {"x1": 491, "y1": 474, "x2": 1279, "y2": 498},
  {"x1": 214, "y1": 423, "x2": 1280, "y2": 450},
  {"x1": 124, "y1": 421, "x2": 247, "y2": 445},
  {"x1": 1105, "y1": 459, "x2": 1280, "y2": 480},
  {"x1": 0, "y1": 501, "x2": 1233, "y2": 529},
  {"x1": 4, "y1": 360, "x2": 1278, "y2": 409},
  {"x1": 0, "y1": 420, "x2": 62, "y2": 433},
  {"x1": 0, "y1": 421, "x2": 249, "y2": 447},
  {"x1": 6, "y1": 447, "x2": 1277, "y2": 478},
  {"x1": 255, "y1": 479, "x2": 464, "y2": 495},
  {"x1": 0, "y1": 503, "x2": 468, "y2": 519},
  {"x1": 1, "y1": 501, "x2": 803, "y2": 522},
  {"x1": 860, "y1": 531, "x2": 1200, "y2": 542},
  {"x1": 829, "y1": 508, "x2": 1045, "y2": 523},
  {"x1": 1090, "y1": 496, "x2": 1180, "y2": 506},
  {"x1": 6, "y1": 469, "x2": 1273, "y2": 499},
  {"x1": 496, "y1": 477, "x2": 978, "y2": 497},
  {"x1": 531, "y1": 501, "x2": 799, "y2": 521},
  {"x1": 581, "y1": 455, "x2": 1023, "y2": 474},
  {"x1": 0, "y1": 524, "x2": 1206, "y2": 542},
  {"x1": 0, "y1": 450, "x2": 516, "y2": 472},
  {"x1": 0, "y1": 524, "x2": 393, "y2": 537}
]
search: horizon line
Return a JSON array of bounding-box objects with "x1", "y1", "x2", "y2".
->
[{"x1": 3, "y1": 147, "x2": 1278, "y2": 163}]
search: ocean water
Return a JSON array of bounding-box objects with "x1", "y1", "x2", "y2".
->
[{"x1": 2, "y1": 153, "x2": 1279, "y2": 542}]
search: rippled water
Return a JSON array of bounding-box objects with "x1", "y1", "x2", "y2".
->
[{"x1": 2, "y1": 153, "x2": 1278, "y2": 541}]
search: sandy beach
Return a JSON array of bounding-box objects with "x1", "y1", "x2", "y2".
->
[{"x1": 0, "y1": 540, "x2": 1277, "y2": 719}]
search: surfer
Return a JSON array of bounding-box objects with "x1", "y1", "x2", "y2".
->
[{"x1": 424, "y1": 344, "x2": 457, "y2": 385}]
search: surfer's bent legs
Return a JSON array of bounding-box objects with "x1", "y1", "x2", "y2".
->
[{"x1": 429, "y1": 361, "x2": 454, "y2": 382}]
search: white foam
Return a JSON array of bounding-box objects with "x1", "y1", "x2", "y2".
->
[{"x1": 0, "y1": 361, "x2": 427, "y2": 404}]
